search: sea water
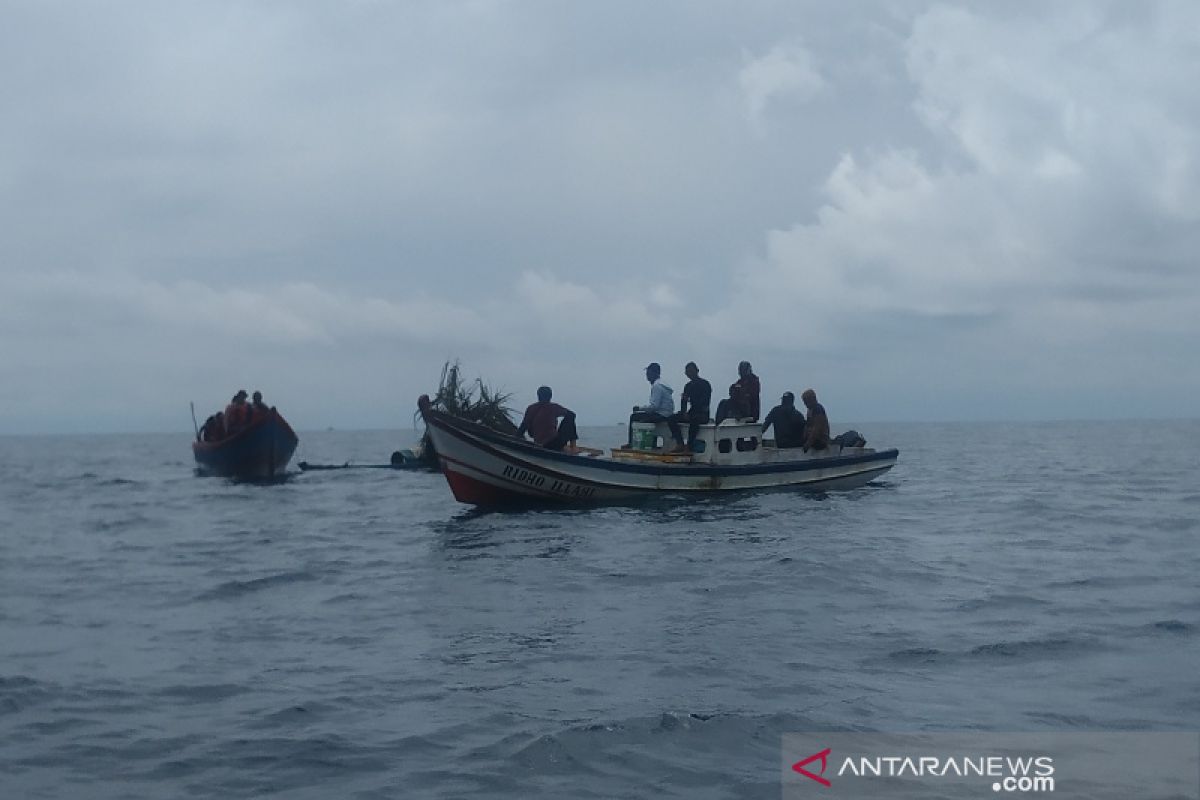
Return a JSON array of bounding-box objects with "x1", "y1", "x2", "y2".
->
[{"x1": 1, "y1": 421, "x2": 1198, "y2": 798}]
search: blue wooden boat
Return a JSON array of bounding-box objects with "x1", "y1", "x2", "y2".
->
[{"x1": 192, "y1": 409, "x2": 299, "y2": 479}]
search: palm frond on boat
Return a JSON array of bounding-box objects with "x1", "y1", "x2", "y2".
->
[{"x1": 415, "y1": 360, "x2": 518, "y2": 463}]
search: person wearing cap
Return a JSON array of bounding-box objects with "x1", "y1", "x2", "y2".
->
[
  {"x1": 667, "y1": 361, "x2": 711, "y2": 453},
  {"x1": 762, "y1": 391, "x2": 806, "y2": 449},
  {"x1": 715, "y1": 361, "x2": 761, "y2": 423},
  {"x1": 801, "y1": 389, "x2": 831, "y2": 452},
  {"x1": 516, "y1": 386, "x2": 578, "y2": 452},
  {"x1": 627, "y1": 362, "x2": 674, "y2": 448}
]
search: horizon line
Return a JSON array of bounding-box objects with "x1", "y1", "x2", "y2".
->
[{"x1": 1, "y1": 415, "x2": 1198, "y2": 438}]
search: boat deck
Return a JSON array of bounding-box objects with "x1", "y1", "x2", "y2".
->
[{"x1": 607, "y1": 419, "x2": 874, "y2": 468}]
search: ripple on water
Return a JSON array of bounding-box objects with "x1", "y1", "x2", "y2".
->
[
  {"x1": 197, "y1": 570, "x2": 319, "y2": 601},
  {"x1": 0, "y1": 675, "x2": 58, "y2": 715},
  {"x1": 885, "y1": 647, "x2": 948, "y2": 664},
  {"x1": 967, "y1": 635, "x2": 1104, "y2": 661},
  {"x1": 955, "y1": 593, "x2": 1051, "y2": 612},
  {"x1": 153, "y1": 684, "x2": 249, "y2": 705}
]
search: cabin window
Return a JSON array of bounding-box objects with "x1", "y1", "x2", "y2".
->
[
  {"x1": 717, "y1": 438, "x2": 732, "y2": 453},
  {"x1": 736, "y1": 436, "x2": 759, "y2": 452}
]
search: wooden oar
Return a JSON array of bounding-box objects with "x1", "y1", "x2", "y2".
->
[{"x1": 189, "y1": 402, "x2": 199, "y2": 439}]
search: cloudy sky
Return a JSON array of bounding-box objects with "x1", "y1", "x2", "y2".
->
[{"x1": 2, "y1": 1, "x2": 1197, "y2": 433}]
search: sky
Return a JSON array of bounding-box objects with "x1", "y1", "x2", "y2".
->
[{"x1": 2, "y1": 0, "x2": 1198, "y2": 433}]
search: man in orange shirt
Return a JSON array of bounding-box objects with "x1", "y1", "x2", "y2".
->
[
  {"x1": 224, "y1": 390, "x2": 250, "y2": 433},
  {"x1": 250, "y1": 390, "x2": 270, "y2": 422}
]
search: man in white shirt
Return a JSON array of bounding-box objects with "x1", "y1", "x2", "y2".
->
[{"x1": 627, "y1": 362, "x2": 675, "y2": 448}]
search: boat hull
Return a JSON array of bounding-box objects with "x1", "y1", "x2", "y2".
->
[
  {"x1": 419, "y1": 401, "x2": 897, "y2": 506},
  {"x1": 192, "y1": 410, "x2": 299, "y2": 480}
]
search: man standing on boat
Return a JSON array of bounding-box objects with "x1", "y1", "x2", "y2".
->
[
  {"x1": 801, "y1": 389, "x2": 831, "y2": 452},
  {"x1": 762, "y1": 391, "x2": 806, "y2": 448},
  {"x1": 667, "y1": 362, "x2": 711, "y2": 454},
  {"x1": 628, "y1": 362, "x2": 674, "y2": 447},
  {"x1": 516, "y1": 386, "x2": 578, "y2": 452},
  {"x1": 715, "y1": 361, "x2": 761, "y2": 423}
]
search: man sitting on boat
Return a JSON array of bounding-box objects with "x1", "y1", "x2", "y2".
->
[
  {"x1": 198, "y1": 412, "x2": 227, "y2": 442},
  {"x1": 224, "y1": 390, "x2": 250, "y2": 434},
  {"x1": 667, "y1": 361, "x2": 711, "y2": 454},
  {"x1": 801, "y1": 389, "x2": 831, "y2": 452},
  {"x1": 762, "y1": 391, "x2": 806, "y2": 448},
  {"x1": 249, "y1": 390, "x2": 270, "y2": 423},
  {"x1": 627, "y1": 362, "x2": 674, "y2": 447},
  {"x1": 516, "y1": 386, "x2": 578, "y2": 452},
  {"x1": 715, "y1": 361, "x2": 761, "y2": 423}
]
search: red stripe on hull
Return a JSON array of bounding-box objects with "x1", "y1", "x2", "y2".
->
[{"x1": 442, "y1": 463, "x2": 521, "y2": 505}]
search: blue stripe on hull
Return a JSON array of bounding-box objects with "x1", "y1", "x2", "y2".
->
[{"x1": 440, "y1": 453, "x2": 895, "y2": 506}]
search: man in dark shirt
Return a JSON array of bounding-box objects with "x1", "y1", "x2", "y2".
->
[
  {"x1": 199, "y1": 413, "x2": 224, "y2": 442},
  {"x1": 667, "y1": 361, "x2": 711, "y2": 453},
  {"x1": 762, "y1": 391, "x2": 806, "y2": 448},
  {"x1": 715, "y1": 360, "x2": 761, "y2": 423},
  {"x1": 516, "y1": 386, "x2": 578, "y2": 451},
  {"x1": 801, "y1": 388, "x2": 830, "y2": 452}
]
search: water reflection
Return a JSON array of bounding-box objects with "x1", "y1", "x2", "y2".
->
[{"x1": 432, "y1": 520, "x2": 582, "y2": 561}]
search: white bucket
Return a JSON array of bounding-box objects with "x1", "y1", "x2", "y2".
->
[{"x1": 631, "y1": 422, "x2": 657, "y2": 450}]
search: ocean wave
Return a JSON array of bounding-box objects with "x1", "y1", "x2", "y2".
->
[
  {"x1": 153, "y1": 684, "x2": 249, "y2": 705},
  {"x1": 1044, "y1": 575, "x2": 1156, "y2": 590},
  {"x1": 197, "y1": 570, "x2": 319, "y2": 600},
  {"x1": 245, "y1": 703, "x2": 337, "y2": 730},
  {"x1": 458, "y1": 711, "x2": 826, "y2": 799},
  {"x1": 0, "y1": 675, "x2": 57, "y2": 715},
  {"x1": 886, "y1": 647, "x2": 947, "y2": 663},
  {"x1": 955, "y1": 593, "x2": 1050, "y2": 612},
  {"x1": 968, "y1": 635, "x2": 1101, "y2": 660}
]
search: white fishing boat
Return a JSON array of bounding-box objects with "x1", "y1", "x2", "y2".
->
[{"x1": 418, "y1": 396, "x2": 898, "y2": 506}]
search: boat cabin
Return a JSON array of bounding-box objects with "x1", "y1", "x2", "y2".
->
[{"x1": 616, "y1": 419, "x2": 772, "y2": 466}]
